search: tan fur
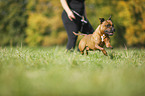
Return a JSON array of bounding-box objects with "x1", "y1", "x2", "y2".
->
[{"x1": 74, "y1": 18, "x2": 114, "y2": 56}]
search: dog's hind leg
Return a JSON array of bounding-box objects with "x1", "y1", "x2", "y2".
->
[
  {"x1": 79, "y1": 45, "x2": 85, "y2": 55},
  {"x1": 86, "y1": 47, "x2": 89, "y2": 55},
  {"x1": 81, "y1": 51, "x2": 84, "y2": 55},
  {"x1": 79, "y1": 40, "x2": 86, "y2": 55},
  {"x1": 80, "y1": 46, "x2": 85, "y2": 55}
]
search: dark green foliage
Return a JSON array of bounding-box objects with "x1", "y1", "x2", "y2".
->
[
  {"x1": 0, "y1": 0, "x2": 28, "y2": 46},
  {"x1": 0, "y1": 0, "x2": 144, "y2": 47}
]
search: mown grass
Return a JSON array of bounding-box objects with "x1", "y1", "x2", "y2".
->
[{"x1": 0, "y1": 46, "x2": 145, "y2": 96}]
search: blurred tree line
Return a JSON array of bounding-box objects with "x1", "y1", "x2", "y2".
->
[{"x1": 0, "y1": 0, "x2": 145, "y2": 47}]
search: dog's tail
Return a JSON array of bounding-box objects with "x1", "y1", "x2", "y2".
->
[{"x1": 73, "y1": 32, "x2": 87, "y2": 36}]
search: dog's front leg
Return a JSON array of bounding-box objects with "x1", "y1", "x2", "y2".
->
[
  {"x1": 106, "y1": 43, "x2": 113, "y2": 49},
  {"x1": 95, "y1": 45, "x2": 108, "y2": 56}
]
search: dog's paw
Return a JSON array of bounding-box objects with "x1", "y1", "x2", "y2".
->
[{"x1": 102, "y1": 49, "x2": 108, "y2": 56}]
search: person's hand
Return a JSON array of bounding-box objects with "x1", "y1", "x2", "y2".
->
[{"x1": 67, "y1": 11, "x2": 75, "y2": 21}]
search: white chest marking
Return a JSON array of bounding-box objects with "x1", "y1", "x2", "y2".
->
[{"x1": 101, "y1": 34, "x2": 105, "y2": 42}]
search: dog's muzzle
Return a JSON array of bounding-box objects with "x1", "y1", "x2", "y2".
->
[{"x1": 104, "y1": 28, "x2": 115, "y2": 36}]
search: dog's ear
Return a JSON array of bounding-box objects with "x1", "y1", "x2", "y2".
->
[
  {"x1": 108, "y1": 15, "x2": 112, "y2": 20},
  {"x1": 99, "y1": 18, "x2": 105, "y2": 24}
]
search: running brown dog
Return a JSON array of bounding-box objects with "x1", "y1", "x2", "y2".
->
[{"x1": 73, "y1": 16, "x2": 115, "y2": 56}]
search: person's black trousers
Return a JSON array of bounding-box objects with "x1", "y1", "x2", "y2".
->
[{"x1": 61, "y1": 11, "x2": 94, "y2": 50}]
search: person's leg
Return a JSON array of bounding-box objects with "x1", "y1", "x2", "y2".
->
[{"x1": 62, "y1": 11, "x2": 79, "y2": 50}]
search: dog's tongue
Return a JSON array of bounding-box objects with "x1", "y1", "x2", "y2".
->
[{"x1": 108, "y1": 33, "x2": 114, "y2": 36}]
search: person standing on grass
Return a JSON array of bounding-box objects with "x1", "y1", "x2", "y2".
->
[{"x1": 60, "y1": 0, "x2": 94, "y2": 52}]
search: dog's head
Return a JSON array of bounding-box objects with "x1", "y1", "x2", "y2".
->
[{"x1": 99, "y1": 16, "x2": 115, "y2": 36}]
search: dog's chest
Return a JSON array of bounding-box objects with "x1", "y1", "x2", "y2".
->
[
  {"x1": 99, "y1": 41, "x2": 105, "y2": 47},
  {"x1": 94, "y1": 36, "x2": 105, "y2": 47}
]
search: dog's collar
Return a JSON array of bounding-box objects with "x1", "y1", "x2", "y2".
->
[{"x1": 101, "y1": 34, "x2": 105, "y2": 42}]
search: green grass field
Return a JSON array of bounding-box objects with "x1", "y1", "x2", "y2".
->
[{"x1": 0, "y1": 46, "x2": 145, "y2": 96}]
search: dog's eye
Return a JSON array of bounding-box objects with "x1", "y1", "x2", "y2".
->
[{"x1": 106, "y1": 24, "x2": 111, "y2": 27}]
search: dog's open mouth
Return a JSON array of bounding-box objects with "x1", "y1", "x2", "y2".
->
[
  {"x1": 104, "y1": 28, "x2": 115, "y2": 36},
  {"x1": 107, "y1": 32, "x2": 114, "y2": 36},
  {"x1": 105, "y1": 31, "x2": 114, "y2": 36}
]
